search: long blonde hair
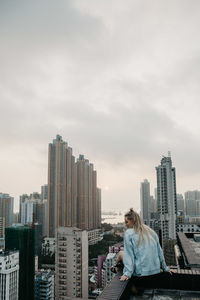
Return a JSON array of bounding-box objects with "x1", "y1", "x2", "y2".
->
[{"x1": 125, "y1": 208, "x2": 154, "y2": 246}]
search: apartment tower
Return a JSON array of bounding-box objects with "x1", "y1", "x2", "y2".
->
[
  {"x1": 0, "y1": 193, "x2": 14, "y2": 228},
  {"x1": 76, "y1": 155, "x2": 99, "y2": 230},
  {"x1": 140, "y1": 179, "x2": 151, "y2": 224},
  {"x1": 47, "y1": 135, "x2": 77, "y2": 237},
  {"x1": 156, "y1": 155, "x2": 177, "y2": 245},
  {"x1": 55, "y1": 227, "x2": 88, "y2": 299}
]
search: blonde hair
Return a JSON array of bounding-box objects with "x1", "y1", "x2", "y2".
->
[{"x1": 125, "y1": 208, "x2": 154, "y2": 246}]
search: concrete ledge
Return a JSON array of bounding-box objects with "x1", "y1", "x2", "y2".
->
[{"x1": 97, "y1": 270, "x2": 200, "y2": 300}]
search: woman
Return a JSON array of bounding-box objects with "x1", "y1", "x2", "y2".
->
[{"x1": 115, "y1": 208, "x2": 173, "y2": 282}]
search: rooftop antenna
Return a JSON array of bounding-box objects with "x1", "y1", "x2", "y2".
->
[{"x1": 168, "y1": 150, "x2": 171, "y2": 157}]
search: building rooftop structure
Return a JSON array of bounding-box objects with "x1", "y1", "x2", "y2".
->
[
  {"x1": 177, "y1": 232, "x2": 200, "y2": 269},
  {"x1": 97, "y1": 270, "x2": 200, "y2": 300}
]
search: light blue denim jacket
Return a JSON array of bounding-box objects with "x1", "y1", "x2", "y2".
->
[{"x1": 123, "y1": 228, "x2": 169, "y2": 278}]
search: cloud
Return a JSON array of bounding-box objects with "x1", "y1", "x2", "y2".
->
[{"x1": 1, "y1": 0, "x2": 200, "y2": 210}]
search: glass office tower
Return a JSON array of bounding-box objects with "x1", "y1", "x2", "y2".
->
[{"x1": 5, "y1": 226, "x2": 35, "y2": 300}]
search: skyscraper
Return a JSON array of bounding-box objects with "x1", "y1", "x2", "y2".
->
[
  {"x1": 140, "y1": 179, "x2": 151, "y2": 224},
  {"x1": 41, "y1": 184, "x2": 48, "y2": 201},
  {"x1": 55, "y1": 227, "x2": 88, "y2": 299},
  {"x1": 47, "y1": 135, "x2": 77, "y2": 237},
  {"x1": 156, "y1": 155, "x2": 177, "y2": 245},
  {"x1": 177, "y1": 194, "x2": 184, "y2": 212},
  {"x1": 96, "y1": 187, "x2": 102, "y2": 228},
  {"x1": 47, "y1": 135, "x2": 101, "y2": 237},
  {"x1": 0, "y1": 193, "x2": 14, "y2": 228},
  {"x1": 5, "y1": 226, "x2": 35, "y2": 300},
  {"x1": 76, "y1": 155, "x2": 100, "y2": 230}
]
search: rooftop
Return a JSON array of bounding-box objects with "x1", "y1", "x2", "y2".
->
[
  {"x1": 177, "y1": 232, "x2": 200, "y2": 267},
  {"x1": 97, "y1": 269, "x2": 200, "y2": 300}
]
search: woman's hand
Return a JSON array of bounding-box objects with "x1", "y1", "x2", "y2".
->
[
  {"x1": 120, "y1": 275, "x2": 129, "y2": 281},
  {"x1": 168, "y1": 269, "x2": 176, "y2": 275}
]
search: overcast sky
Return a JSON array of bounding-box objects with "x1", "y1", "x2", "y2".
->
[{"x1": 1, "y1": 0, "x2": 200, "y2": 212}]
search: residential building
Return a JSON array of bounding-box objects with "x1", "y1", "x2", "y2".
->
[
  {"x1": 5, "y1": 225, "x2": 35, "y2": 300},
  {"x1": 101, "y1": 253, "x2": 116, "y2": 289},
  {"x1": 140, "y1": 179, "x2": 150, "y2": 224},
  {"x1": 55, "y1": 227, "x2": 88, "y2": 299},
  {"x1": 35, "y1": 269, "x2": 54, "y2": 300},
  {"x1": 88, "y1": 229, "x2": 103, "y2": 245},
  {"x1": 76, "y1": 155, "x2": 101, "y2": 230},
  {"x1": 185, "y1": 199, "x2": 197, "y2": 217},
  {"x1": 0, "y1": 217, "x2": 5, "y2": 238},
  {"x1": 185, "y1": 190, "x2": 200, "y2": 217},
  {"x1": 42, "y1": 238, "x2": 55, "y2": 257},
  {"x1": 185, "y1": 190, "x2": 200, "y2": 201},
  {"x1": 177, "y1": 194, "x2": 184, "y2": 213},
  {"x1": 177, "y1": 223, "x2": 200, "y2": 233},
  {"x1": 47, "y1": 135, "x2": 101, "y2": 237},
  {"x1": 13, "y1": 212, "x2": 19, "y2": 224},
  {"x1": 0, "y1": 193, "x2": 14, "y2": 228},
  {"x1": 156, "y1": 155, "x2": 177, "y2": 246},
  {"x1": 41, "y1": 184, "x2": 48, "y2": 201},
  {"x1": 47, "y1": 135, "x2": 77, "y2": 237},
  {"x1": 0, "y1": 251, "x2": 19, "y2": 300}
]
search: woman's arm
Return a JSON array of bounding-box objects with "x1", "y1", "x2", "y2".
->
[{"x1": 123, "y1": 230, "x2": 135, "y2": 278}]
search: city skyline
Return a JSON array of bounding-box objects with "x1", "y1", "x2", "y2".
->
[
  {"x1": 1, "y1": 1, "x2": 200, "y2": 212},
  {"x1": 2, "y1": 141, "x2": 200, "y2": 213}
]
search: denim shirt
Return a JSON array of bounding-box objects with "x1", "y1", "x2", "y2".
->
[{"x1": 123, "y1": 228, "x2": 169, "y2": 278}]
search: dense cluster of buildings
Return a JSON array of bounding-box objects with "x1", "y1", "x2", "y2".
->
[
  {"x1": 140, "y1": 153, "x2": 200, "y2": 265},
  {"x1": 1, "y1": 142, "x2": 200, "y2": 299},
  {"x1": 0, "y1": 135, "x2": 101, "y2": 300}
]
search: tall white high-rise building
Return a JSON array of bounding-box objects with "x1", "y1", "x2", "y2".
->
[
  {"x1": 0, "y1": 251, "x2": 19, "y2": 300},
  {"x1": 55, "y1": 227, "x2": 88, "y2": 300},
  {"x1": 156, "y1": 155, "x2": 177, "y2": 245},
  {"x1": 140, "y1": 179, "x2": 151, "y2": 223},
  {"x1": 177, "y1": 194, "x2": 184, "y2": 212}
]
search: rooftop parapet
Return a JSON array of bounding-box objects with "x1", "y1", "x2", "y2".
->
[{"x1": 97, "y1": 269, "x2": 200, "y2": 300}]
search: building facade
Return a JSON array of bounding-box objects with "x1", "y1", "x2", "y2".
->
[
  {"x1": 0, "y1": 251, "x2": 19, "y2": 300},
  {"x1": 177, "y1": 194, "x2": 184, "y2": 213},
  {"x1": 0, "y1": 193, "x2": 14, "y2": 228},
  {"x1": 5, "y1": 225, "x2": 35, "y2": 300},
  {"x1": 0, "y1": 217, "x2": 5, "y2": 238},
  {"x1": 55, "y1": 227, "x2": 88, "y2": 300},
  {"x1": 47, "y1": 135, "x2": 77, "y2": 237},
  {"x1": 35, "y1": 270, "x2": 54, "y2": 300},
  {"x1": 156, "y1": 155, "x2": 177, "y2": 246},
  {"x1": 76, "y1": 155, "x2": 101, "y2": 230},
  {"x1": 101, "y1": 253, "x2": 116, "y2": 289},
  {"x1": 140, "y1": 179, "x2": 151, "y2": 223},
  {"x1": 47, "y1": 135, "x2": 101, "y2": 237}
]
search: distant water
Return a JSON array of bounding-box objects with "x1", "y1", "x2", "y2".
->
[{"x1": 101, "y1": 213, "x2": 125, "y2": 224}]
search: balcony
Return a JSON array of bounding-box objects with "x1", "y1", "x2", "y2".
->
[{"x1": 97, "y1": 269, "x2": 200, "y2": 300}]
